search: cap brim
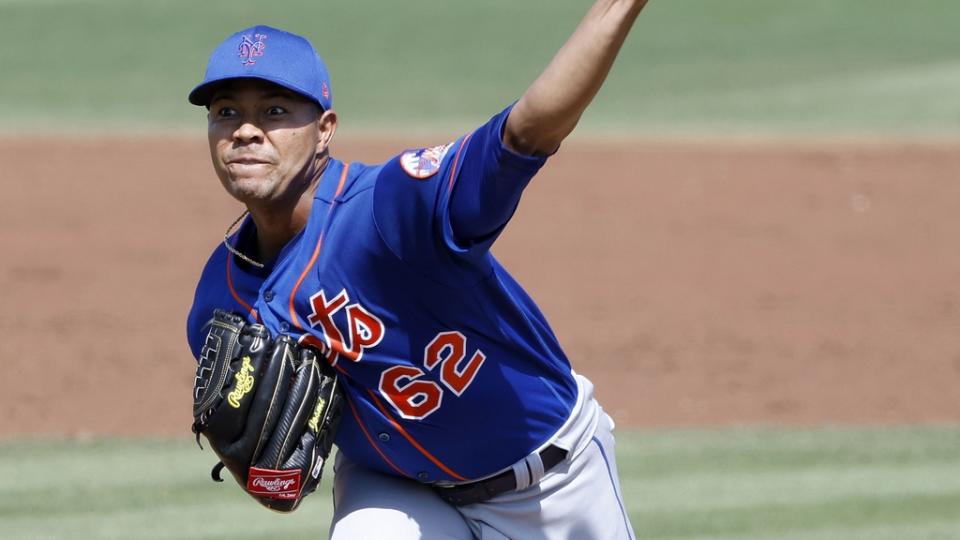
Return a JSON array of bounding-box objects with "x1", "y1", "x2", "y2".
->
[
  {"x1": 187, "y1": 76, "x2": 326, "y2": 109},
  {"x1": 187, "y1": 77, "x2": 240, "y2": 107}
]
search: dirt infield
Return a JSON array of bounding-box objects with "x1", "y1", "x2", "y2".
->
[{"x1": 2, "y1": 136, "x2": 958, "y2": 437}]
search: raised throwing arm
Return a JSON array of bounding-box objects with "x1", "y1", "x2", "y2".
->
[{"x1": 504, "y1": 0, "x2": 650, "y2": 156}]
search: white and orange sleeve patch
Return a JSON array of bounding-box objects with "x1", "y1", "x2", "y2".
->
[{"x1": 400, "y1": 144, "x2": 453, "y2": 179}]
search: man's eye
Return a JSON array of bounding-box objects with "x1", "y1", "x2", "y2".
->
[
  {"x1": 266, "y1": 106, "x2": 287, "y2": 116},
  {"x1": 215, "y1": 107, "x2": 237, "y2": 118}
]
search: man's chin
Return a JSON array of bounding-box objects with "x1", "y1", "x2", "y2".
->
[{"x1": 224, "y1": 176, "x2": 277, "y2": 202}]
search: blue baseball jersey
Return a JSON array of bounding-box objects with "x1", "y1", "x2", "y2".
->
[{"x1": 187, "y1": 106, "x2": 578, "y2": 483}]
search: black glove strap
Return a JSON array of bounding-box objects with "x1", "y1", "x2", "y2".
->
[{"x1": 211, "y1": 461, "x2": 226, "y2": 482}]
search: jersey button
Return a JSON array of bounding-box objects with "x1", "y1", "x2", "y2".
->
[
  {"x1": 263, "y1": 290, "x2": 275, "y2": 302},
  {"x1": 378, "y1": 432, "x2": 390, "y2": 442},
  {"x1": 417, "y1": 472, "x2": 430, "y2": 481},
  {"x1": 279, "y1": 321, "x2": 290, "y2": 332}
]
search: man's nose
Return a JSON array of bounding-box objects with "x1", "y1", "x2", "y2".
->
[{"x1": 233, "y1": 121, "x2": 264, "y2": 143}]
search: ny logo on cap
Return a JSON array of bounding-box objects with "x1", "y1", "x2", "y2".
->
[{"x1": 238, "y1": 33, "x2": 267, "y2": 65}]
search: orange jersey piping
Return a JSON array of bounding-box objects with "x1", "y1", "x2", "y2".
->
[
  {"x1": 345, "y1": 392, "x2": 411, "y2": 479},
  {"x1": 225, "y1": 252, "x2": 258, "y2": 320},
  {"x1": 288, "y1": 163, "x2": 351, "y2": 330},
  {"x1": 367, "y1": 390, "x2": 469, "y2": 482},
  {"x1": 447, "y1": 133, "x2": 473, "y2": 192}
]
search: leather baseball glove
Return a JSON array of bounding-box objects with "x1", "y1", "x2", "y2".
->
[{"x1": 191, "y1": 309, "x2": 344, "y2": 512}]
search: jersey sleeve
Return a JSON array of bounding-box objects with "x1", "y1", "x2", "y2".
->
[
  {"x1": 444, "y1": 103, "x2": 550, "y2": 250},
  {"x1": 372, "y1": 104, "x2": 549, "y2": 280}
]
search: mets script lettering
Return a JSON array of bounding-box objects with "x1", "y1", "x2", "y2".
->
[{"x1": 305, "y1": 289, "x2": 385, "y2": 365}]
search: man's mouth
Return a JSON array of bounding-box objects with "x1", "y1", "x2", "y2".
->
[{"x1": 227, "y1": 155, "x2": 272, "y2": 165}]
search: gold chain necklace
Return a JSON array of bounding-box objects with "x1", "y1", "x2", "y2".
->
[{"x1": 223, "y1": 211, "x2": 265, "y2": 269}]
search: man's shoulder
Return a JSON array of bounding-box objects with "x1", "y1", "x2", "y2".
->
[
  {"x1": 197, "y1": 241, "x2": 230, "y2": 279},
  {"x1": 191, "y1": 242, "x2": 238, "y2": 310},
  {"x1": 325, "y1": 142, "x2": 461, "y2": 202},
  {"x1": 186, "y1": 242, "x2": 232, "y2": 358}
]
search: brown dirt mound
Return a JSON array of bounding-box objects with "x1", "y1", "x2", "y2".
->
[{"x1": 2, "y1": 136, "x2": 958, "y2": 438}]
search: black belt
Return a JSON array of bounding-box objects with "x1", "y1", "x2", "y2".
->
[{"x1": 433, "y1": 445, "x2": 568, "y2": 506}]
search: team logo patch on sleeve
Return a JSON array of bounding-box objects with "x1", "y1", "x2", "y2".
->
[{"x1": 400, "y1": 144, "x2": 451, "y2": 179}]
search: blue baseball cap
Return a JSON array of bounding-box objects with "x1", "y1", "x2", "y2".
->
[{"x1": 188, "y1": 25, "x2": 332, "y2": 110}]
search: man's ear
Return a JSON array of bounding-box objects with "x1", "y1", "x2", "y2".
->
[{"x1": 316, "y1": 109, "x2": 338, "y2": 154}]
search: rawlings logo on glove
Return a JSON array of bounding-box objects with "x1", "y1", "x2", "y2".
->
[
  {"x1": 227, "y1": 356, "x2": 256, "y2": 408},
  {"x1": 191, "y1": 310, "x2": 344, "y2": 512},
  {"x1": 248, "y1": 468, "x2": 302, "y2": 499}
]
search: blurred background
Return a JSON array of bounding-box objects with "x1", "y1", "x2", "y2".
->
[{"x1": 1, "y1": 0, "x2": 959, "y2": 538}]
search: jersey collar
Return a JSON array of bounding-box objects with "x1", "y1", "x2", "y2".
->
[{"x1": 314, "y1": 157, "x2": 347, "y2": 203}]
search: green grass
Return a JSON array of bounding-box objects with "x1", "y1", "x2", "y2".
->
[
  {"x1": 2, "y1": 426, "x2": 959, "y2": 539},
  {"x1": 618, "y1": 426, "x2": 960, "y2": 539},
  {"x1": 0, "y1": 0, "x2": 958, "y2": 135},
  {"x1": 0, "y1": 437, "x2": 335, "y2": 539}
]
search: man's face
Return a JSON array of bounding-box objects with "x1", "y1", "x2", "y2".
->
[{"x1": 207, "y1": 79, "x2": 328, "y2": 206}]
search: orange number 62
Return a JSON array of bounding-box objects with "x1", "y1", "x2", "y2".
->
[{"x1": 378, "y1": 331, "x2": 486, "y2": 420}]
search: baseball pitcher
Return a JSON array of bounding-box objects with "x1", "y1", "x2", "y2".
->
[{"x1": 187, "y1": 1, "x2": 649, "y2": 537}]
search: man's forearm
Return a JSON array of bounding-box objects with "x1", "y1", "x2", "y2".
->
[{"x1": 504, "y1": 0, "x2": 649, "y2": 156}]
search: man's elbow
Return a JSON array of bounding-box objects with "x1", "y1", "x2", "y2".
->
[{"x1": 503, "y1": 114, "x2": 578, "y2": 157}]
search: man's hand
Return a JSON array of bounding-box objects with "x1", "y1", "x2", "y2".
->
[{"x1": 504, "y1": 0, "x2": 650, "y2": 156}]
